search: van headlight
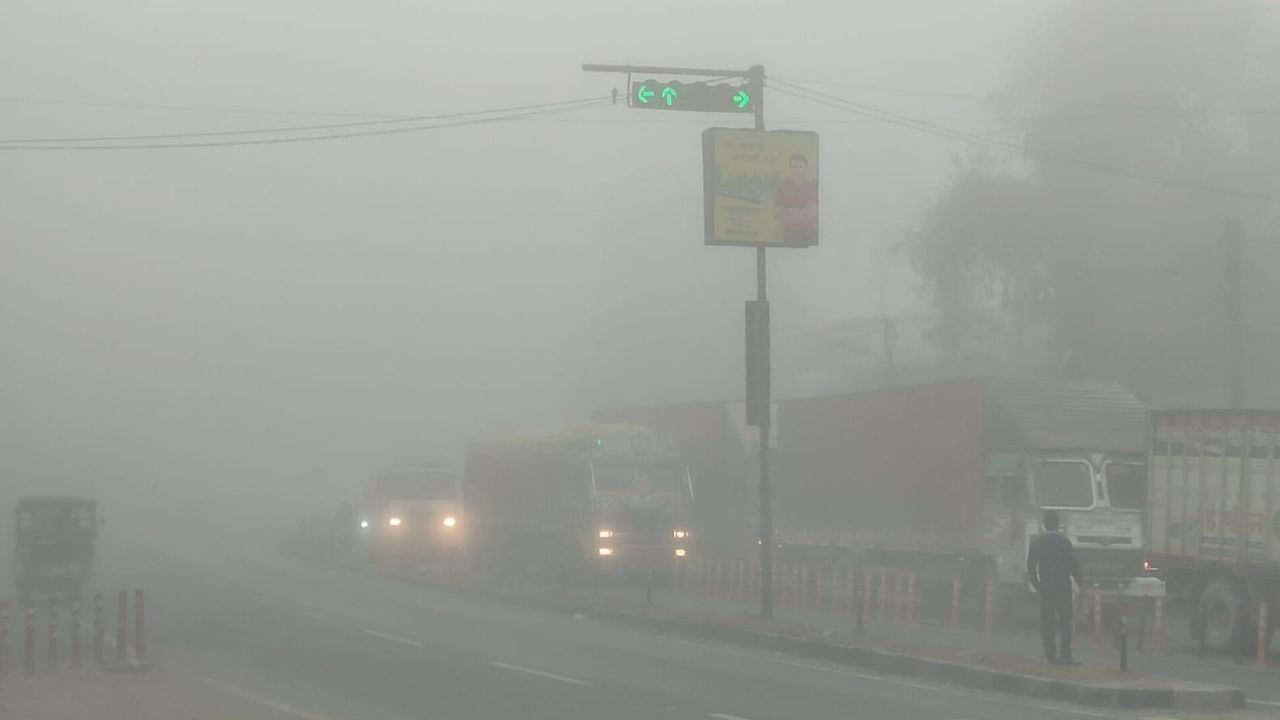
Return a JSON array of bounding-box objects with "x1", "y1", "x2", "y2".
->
[
  {"x1": 598, "y1": 528, "x2": 614, "y2": 539},
  {"x1": 442, "y1": 516, "x2": 457, "y2": 528},
  {"x1": 388, "y1": 516, "x2": 402, "y2": 527},
  {"x1": 673, "y1": 529, "x2": 689, "y2": 539}
]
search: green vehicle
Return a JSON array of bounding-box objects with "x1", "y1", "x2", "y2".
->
[{"x1": 14, "y1": 496, "x2": 99, "y2": 601}]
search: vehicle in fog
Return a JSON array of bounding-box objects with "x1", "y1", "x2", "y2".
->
[
  {"x1": 464, "y1": 424, "x2": 694, "y2": 579},
  {"x1": 1146, "y1": 410, "x2": 1279, "y2": 652},
  {"x1": 14, "y1": 496, "x2": 99, "y2": 600},
  {"x1": 777, "y1": 378, "x2": 1162, "y2": 609},
  {"x1": 593, "y1": 402, "x2": 774, "y2": 556},
  {"x1": 358, "y1": 457, "x2": 462, "y2": 560}
]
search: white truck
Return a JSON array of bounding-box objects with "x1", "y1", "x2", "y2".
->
[{"x1": 1146, "y1": 409, "x2": 1280, "y2": 652}]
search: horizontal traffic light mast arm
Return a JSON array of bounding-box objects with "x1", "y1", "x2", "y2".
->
[{"x1": 582, "y1": 63, "x2": 753, "y2": 78}]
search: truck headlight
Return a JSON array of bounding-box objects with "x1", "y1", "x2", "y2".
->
[
  {"x1": 674, "y1": 548, "x2": 686, "y2": 558},
  {"x1": 598, "y1": 547, "x2": 614, "y2": 556},
  {"x1": 359, "y1": 520, "x2": 370, "y2": 529},
  {"x1": 442, "y1": 516, "x2": 457, "y2": 528},
  {"x1": 598, "y1": 528, "x2": 614, "y2": 539},
  {"x1": 388, "y1": 516, "x2": 402, "y2": 527},
  {"x1": 673, "y1": 529, "x2": 688, "y2": 539}
]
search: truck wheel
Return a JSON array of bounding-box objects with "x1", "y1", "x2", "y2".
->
[{"x1": 1199, "y1": 578, "x2": 1246, "y2": 653}]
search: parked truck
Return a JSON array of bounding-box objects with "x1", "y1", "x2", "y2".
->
[
  {"x1": 14, "y1": 496, "x2": 99, "y2": 601},
  {"x1": 463, "y1": 424, "x2": 694, "y2": 578},
  {"x1": 777, "y1": 378, "x2": 1163, "y2": 606},
  {"x1": 1146, "y1": 409, "x2": 1280, "y2": 652}
]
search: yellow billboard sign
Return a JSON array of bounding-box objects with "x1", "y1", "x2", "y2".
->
[{"x1": 702, "y1": 128, "x2": 819, "y2": 247}]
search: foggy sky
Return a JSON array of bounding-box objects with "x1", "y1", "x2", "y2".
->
[{"x1": 1, "y1": 0, "x2": 1053, "y2": 514}]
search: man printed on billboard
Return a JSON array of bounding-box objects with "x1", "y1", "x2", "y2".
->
[{"x1": 771, "y1": 152, "x2": 817, "y2": 245}]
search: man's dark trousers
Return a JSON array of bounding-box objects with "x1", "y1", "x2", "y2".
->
[{"x1": 1040, "y1": 588, "x2": 1073, "y2": 661}]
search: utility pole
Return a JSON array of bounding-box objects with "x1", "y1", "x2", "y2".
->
[
  {"x1": 583, "y1": 62, "x2": 778, "y2": 618},
  {"x1": 746, "y1": 64, "x2": 776, "y2": 619},
  {"x1": 1224, "y1": 219, "x2": 1243, "y2": 409}
]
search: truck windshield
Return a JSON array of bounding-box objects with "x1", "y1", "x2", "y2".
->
[
  {"x1": 593, "y1": 463, "x2": 690, "y2": 499},
  {"x1": 1036, "y1": 461, "x2": 1093, "y2": 508},
  {"x1": 1105, "y1": 462, "x2": 1146, "y2": 510},
  {"x1": 373, "y1": 470, "x2": 456, "y2": 500}
]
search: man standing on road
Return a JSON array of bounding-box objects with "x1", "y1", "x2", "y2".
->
[{"x1": 1027, "y1": 510, "x2": 1083, "y2": 664}]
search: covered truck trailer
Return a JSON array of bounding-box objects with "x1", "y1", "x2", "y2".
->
[
  {"x1": 464, "y1": 424, "x2": 694, "y2": 579},
  {"x1": 777, "y1": 378, "x2": 1162, "y2": 602},
  {"x1": 1146, "y1": 410, "x2": 1280, "y2": 652}
]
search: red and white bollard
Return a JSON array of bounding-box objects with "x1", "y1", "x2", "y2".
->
[
  {"x1": 47, "y1": 596, "x2": 58, "y2": 673},
  {"x1": 1258, "y1": 601, "x2": 1268, "y2": 667},
  {"x1": 1153, "y1": 595, "x2": 1164, "y2": 656},
  {"x1": 893, "y1": 573, "x2": 903, "y2": 622},
  {"x1": 1093, "y1": 591, "x2": 1103, "y2": 647},
  {"x1": 0, "y1": 600, "x2": 9, "y2": 678},
  {"x1": 878, "y1": 572, "x2": 887, "y2": 621},
  {"x1": 93, "y1": 593, "x2": 104, "y2": 665},
  {"x1": 983, "y1": 579, "x2": 996, "y2": 633},
  {"x1": 949, "y1": 578, "x2": 961, "y2": 628},
  {"x1": 135, "y1": 589, "x2": 145, "y2": 662},
  {"x1": 71, "y1": 596, "x2": 82, "y2": 668},
  {"x1": 116, "y1": 591, "x2": 128, "y2": 662},
  {"x1": 865, "y1": 571, "x2": 875, "y2": 617},
  {"x1": 906, "y1": 574, "x2": 915, "y2": 624}
]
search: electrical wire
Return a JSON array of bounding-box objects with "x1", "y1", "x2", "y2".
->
[
  {"x1": 0, "y1": 95, "x2": 407, "y2": 120},
  {"x1": 768, "y1": 78, "x2": 1270, "y2": 202},
  {"x1": 0, "y1": 96, "x2": 610, "y2": 145},
  {"x1": 0, "y1": 98, "x2": 614, "y2": 151}
]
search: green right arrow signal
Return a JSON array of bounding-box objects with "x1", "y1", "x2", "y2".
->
[
  {"x1": 733, "y1": 89, "x2": 751, "y2": 109},
  {"x1": 636, "y1": 84, "x2": 655, "y2": 104}
]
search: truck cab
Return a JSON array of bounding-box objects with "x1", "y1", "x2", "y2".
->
[
  {"x1": 359, "y1": 459, "x2": 462, "y2": 559},
  {"x1": 588, "y1": 430, "x2": 695, "y2": 567},
  {"x1": 986, "y1": 453, "x2": 1161, "y2": 597},
  {"x1": 14, "y1": 496, "x2": 99, "y2": 601}
]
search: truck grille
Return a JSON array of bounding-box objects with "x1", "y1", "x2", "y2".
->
[{"x1": 1075, "y1": 548, "x2": 1142, "y2": 580}]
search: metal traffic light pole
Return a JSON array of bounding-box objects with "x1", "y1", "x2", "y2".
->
[{"x1": 582, "y1": 63, "x2": 775, "y2": 618}]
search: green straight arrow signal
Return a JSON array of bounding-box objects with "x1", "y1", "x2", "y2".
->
[
  {"x1": 636, "y1": 84, "x2": 655, "y2": 104},
  {"x1": 733, "y1": 89, "x2": 751, "y2": 109},
  {"x1": 661, "y1": 85, "x2": 678, "y2": 107}
]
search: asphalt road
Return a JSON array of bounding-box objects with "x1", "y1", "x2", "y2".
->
[{"x1": 69, "y1": 535, "x2": 1201, "y2": 720}]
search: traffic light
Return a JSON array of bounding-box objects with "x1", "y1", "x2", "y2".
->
[{"x1": 630, "y1": 80, "x2": 754, "y2": 113}]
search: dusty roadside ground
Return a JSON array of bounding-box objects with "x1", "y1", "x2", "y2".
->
[{"x1": 0, "y1": 668, "x2": 277, "y2": 720}]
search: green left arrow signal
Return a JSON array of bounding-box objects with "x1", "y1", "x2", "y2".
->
[
  {"x1": 733, "y1": 89, "x2": 751, "y2": 109},
  {"x1": 661, "y1": 86, "x2": 678, "y2": 106},
  {"x1": 636, "y1": 84, "x2": 655, "y2": 104}
]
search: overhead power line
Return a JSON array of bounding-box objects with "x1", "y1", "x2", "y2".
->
[
  {"x1": 767, "y1": 78, "x2": 1270, "y2": 203},
  {"x1": 0, "y1": 95, "x2": 406, "y2": 120},
  {"x1": 0, "y1": 97, "x2": 613, "y2": 151},
  {"x1": 0, "y1": 96, "x2": 610, "y2": 145}
]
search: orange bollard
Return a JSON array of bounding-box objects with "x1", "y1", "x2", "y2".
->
[
  {"x1": 1259, "y1": 601, "x2": 1268, "y2": 667},
  {"x1": 983, "y1": 579, "x2": 995, "y2": 633},
  {"x1": 906, "y1": 574, "x2": 915, "y2": 624},
  {"x1": 949, "y1": 578, "x2": 961, "y2": 628},
  {"x1": 1154, "y1": 595, "x2": 1164, "y2": 656},
  {"x1": 1094, "y1": 591, "x2": 1103, "y2": 647}
]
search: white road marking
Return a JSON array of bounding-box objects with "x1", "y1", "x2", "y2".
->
[
  {"x1": 362, "y1": 629, "x2": 424, "y2": 648},
  {"x1": 489, "y1": 661, "x2": 590, "y2": 686},
  {"x1": 670, "y1": 640, "x2": 1117, "y2": 719},
  {"x1": 202, "y1": 676, "x2": 335, "y2": 720},
  {"x1": 709, "y1": 713, "x2": 754, "y2": 720},
  {"x1": 1250, "y1": 699, "x2": 1280, "y2": 708},
  {"x1": 298, "y1": 610, "x2": 333, "y2": 623}
]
